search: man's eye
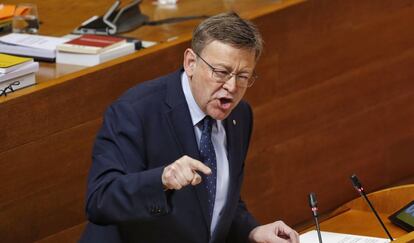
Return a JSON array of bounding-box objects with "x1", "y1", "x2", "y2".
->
[
  {"x1": 214, "y1": 70, "x2": 229, "y2": 77},
  {"x1": 237, "y1": 75, "x2": 249, "y2": 81}
]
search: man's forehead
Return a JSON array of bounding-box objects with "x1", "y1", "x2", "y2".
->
[
  {"x1": 200, "y1": 41, "x2": 255, "y2": 58},
  {"x1": 200, "y1": 42, "x2": 255, "y2": 67},
  {"x1": 201, "y1": 40, "x2": 242, "y2": 49}
]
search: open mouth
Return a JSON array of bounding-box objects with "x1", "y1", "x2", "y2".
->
[
  {"x1": 220, "y1": 97, "x2": 232, "y2": 104},
  {"x1": 219, "y1": 97, "x2": 233, "y2": 109}
]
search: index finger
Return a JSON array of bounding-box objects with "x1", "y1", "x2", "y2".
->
[{"x1": 187, "y1": 158, "x2": 211, "y2": 175}]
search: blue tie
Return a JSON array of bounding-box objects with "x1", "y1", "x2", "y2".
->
[{"x1": 199, "y1": 116, "x2": 217, "y2": 220}]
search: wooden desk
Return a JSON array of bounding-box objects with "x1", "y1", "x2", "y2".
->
[
  {"x1": 0, "y1": 0, "x2": 302, "y2": 86},
  {"x1": 2, "y1": 0, "x2": 414, "y2": 242},
  {"x1": 310, "y1": 184, "x2": 414, "y2": 240}
]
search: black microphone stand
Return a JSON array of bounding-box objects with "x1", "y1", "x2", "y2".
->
[
  {"x1": 350, "y1": 174, "x2": 394, "y2": 241},
  {"x1": 309, "y1": 192, "x2": 323, "y2": 243}
]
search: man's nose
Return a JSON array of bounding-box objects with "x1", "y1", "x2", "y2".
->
[{"x1": 223, "y1": 75, "x2": 237, "y2": 92}]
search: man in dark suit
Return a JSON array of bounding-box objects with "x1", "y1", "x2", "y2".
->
[{"x1": 80, "y1": 12, "x2": 299, "y2": 243}]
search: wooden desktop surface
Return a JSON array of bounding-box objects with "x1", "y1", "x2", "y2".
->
[
  {"x1": 318, "y1": 184, "x2": 414, "y2": 239},
  {"x1": 2, "y1": 0, "x2": 414, "y2": 242},
  {"x1": 0, "y1": 0, "x2": 303, "y2": 94}
]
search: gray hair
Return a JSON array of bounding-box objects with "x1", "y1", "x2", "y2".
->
[{"x1": 192, "y1": 12, "x2": 263, "y2": 61}]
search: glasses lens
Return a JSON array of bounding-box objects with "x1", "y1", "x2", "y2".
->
[
  {"x1": 212, "y1": 70, "x2": 229, "y2": 81},
  {"x1": 211, "y1": 71, "x2": 257, "y2": 88}
]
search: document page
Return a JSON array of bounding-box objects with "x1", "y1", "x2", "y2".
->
[
  {"x1": 0, "y1": 33, "x2": 68, "y2": 50},
  {"x1": 300, "y1": 230, "x2": 390, "y2": 243}
]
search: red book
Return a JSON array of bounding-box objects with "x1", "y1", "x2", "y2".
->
[{"x1": 57, "y1": 34, "x2": 126, "y2": 54}]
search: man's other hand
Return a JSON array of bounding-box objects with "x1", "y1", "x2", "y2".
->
[
  {"x1": 248, "y1": 220, "x2": 300, "y2": 243},
  {"x1": 162, "y1": 155, "x2": 211, "y2": 190}
]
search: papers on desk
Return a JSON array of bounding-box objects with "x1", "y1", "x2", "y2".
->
[
  {"x1": 300, "y1": 230, "x2": 390, "y2": 243},
  {"x1": 0, "y1": 72, "x2": 36, "y2": 95},
  {"x1": 0, "y1": 61, "x2": 38, "y2": 96},
  {"x1": 0, "y1": 61, "x2": 38, "y2": 83},
  {"x1": 56, "y1": 42, "x2": 135, "y2": 66},
  {"x1": 56, "y1": 34, "x2": 127, "y2": 54},
  {"x1": 0, "y1": 33, "x2": 69, "y2": 61}
]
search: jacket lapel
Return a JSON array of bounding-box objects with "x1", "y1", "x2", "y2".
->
[
  {"x1": 163, "y1": 71, "x2": 212, "y2": 231},
  {"x1": 224, "y1": 112, "x2": 242, "y2": 208}
]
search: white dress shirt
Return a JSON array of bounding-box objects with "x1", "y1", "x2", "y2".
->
[{"x1": 181, "y1": 72, "x2": 230, "y2": 235}]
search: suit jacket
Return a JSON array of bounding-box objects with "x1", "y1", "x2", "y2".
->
[{"x1": 80, "y1": 70, "x2": 259, "y2": 243}]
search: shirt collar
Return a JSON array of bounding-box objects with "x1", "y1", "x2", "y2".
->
[{"x1": 181, "y1": 72, "x2": 206, "y2": 127}]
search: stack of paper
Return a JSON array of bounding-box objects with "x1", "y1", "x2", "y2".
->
[
  {"x1": 0, "y1": 33, "x2": 69, "y2": 61},
  {"x1": 56, "y1": 34, "x2": 136, "y2": 66},
  {"x1": 300, "y1": 230, "x2": 390, "y2": 243},
  {"x1": 56, "y1": 34, "x2": 127, "y2": 54},
  {"x1": 0, "y1": 53, "x2": 39, "y2": 96}
]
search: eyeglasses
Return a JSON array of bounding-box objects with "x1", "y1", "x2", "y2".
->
[
  {"x1": 0, "y1": 81, "x2": 20, "y2": 97},
  {"x1": 194, "y1": 52, "x2": 257, "y2": 88}
]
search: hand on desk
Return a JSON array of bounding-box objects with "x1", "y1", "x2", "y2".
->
[
  {"x1": 162, "y1": 155, "x2": 212, "y2": 190},
  {"x1": 249, "y1": 220, "x2": 300, "y2": 243}
]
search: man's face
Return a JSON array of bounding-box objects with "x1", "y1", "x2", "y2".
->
[{"x1": 183, "y1": 41, "x2": 256, "y2": 120}]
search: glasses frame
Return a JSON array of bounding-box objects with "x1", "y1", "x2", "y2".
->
[
  {"x1": 194, "y1": 52, "x2": 257, "y2": 88},
  {"x1": 0, "y1": 81, "x2": 20, "y2": 97}
]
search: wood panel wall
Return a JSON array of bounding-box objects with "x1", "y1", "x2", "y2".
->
[
  {"x1": 1, "y1": 0, "x2": 414, "y2": 242},
  {"x1": 243, "y1": 0, "x2": 414, "y2": 227},
  {"x1": 0, "y1": 42, "x2": 190, "y2": 242}
]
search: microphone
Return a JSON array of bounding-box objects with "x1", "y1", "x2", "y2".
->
[
  {"x1": 308, "y1": 192, "x2": 323, "y2": 243},
  {"x1": 350, "y1": 174, "x2": 394, "y2": 241}
]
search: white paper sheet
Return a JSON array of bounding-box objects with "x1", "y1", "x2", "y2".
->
[{"x1": 300, "y1": 230, "x2": 390, "y2": 243}]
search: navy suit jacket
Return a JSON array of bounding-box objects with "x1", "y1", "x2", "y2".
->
[{"x1": 80, "y1": 70, "x2": 259, "y2": 243}]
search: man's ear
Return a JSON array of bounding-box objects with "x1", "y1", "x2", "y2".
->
[{"x1": 183, "y1": 48, "x2": 197, "y2": 77}]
